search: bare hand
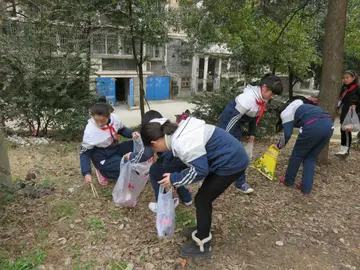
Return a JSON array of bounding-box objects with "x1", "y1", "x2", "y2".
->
[
  {"x1": 248, "y1": 136, "x2": 255, "y2": 143},
  {"x1": 351, "y1": 105, "x2": 357, "y2": 109},
  {"x1": 158, "y1": 173, "x2": 172, "y2": 188},
  {"x1": 85, "y1": 174, "x2": 92, "y2": 185},
  {"x1": 132, "y1": 132, "x2": 140, "y2": 140},
  {"x1": 272, "y1": 144, "x2": 279, "y2": 150}
]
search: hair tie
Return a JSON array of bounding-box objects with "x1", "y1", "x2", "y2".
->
[
  {"x1": 150, "y1": 118, "x2": 168, "y2": 125},
  {"x1": 345, "y1": 70, "x2": 356, "y2": 77}
]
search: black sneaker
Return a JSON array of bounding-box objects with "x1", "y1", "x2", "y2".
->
[
  {"x1": 181, "y1": 226, "x2": 197, "y2": 239},
  {"x1": 180, "y1": 241, "x2": 212, "y2": 258}
]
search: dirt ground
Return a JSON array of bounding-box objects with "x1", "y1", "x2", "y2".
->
[{"x1": 1, "y1": 140, "x2": 360, "y2": 270}]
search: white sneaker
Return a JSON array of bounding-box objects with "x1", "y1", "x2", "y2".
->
[
  {"x1": 148, "y1": 199, "x2": 181, "y2": 214},
  {"x1": 335, "y1": 146, "x2": 349, "y2": 156},
  {"x1": 148, "y1": 202, "x2": 157, "y2": 213},
  {"x1": 184, "y1": 200, "x2": 193, "y2": 207}
]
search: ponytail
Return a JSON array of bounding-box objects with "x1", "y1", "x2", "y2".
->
[{"x1": 140, "y1": 120, "x2": 178, "y2": 146}]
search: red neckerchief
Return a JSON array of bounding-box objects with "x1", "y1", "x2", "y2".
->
[
  {"x1": 101, "y1": 123, "x2": 118, "y2": 143},
  {"x1": 339, "y1": 84, "x2": 358, "y2": 102},
  {"x1": 256, "y1": 99, "x2": 266, "y2": 126}
]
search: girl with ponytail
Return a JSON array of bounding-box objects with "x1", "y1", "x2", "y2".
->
[
  {"x1": 275, "y1": 98, "x2": 334, "y2": 195},
  {"x1": 141, "y1": 117, "x2": 249, "y2": 258}
]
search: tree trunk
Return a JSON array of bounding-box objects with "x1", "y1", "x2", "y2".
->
[
  {"x1": 288, "y1": 66, "x2": 294, "y2": 99},
  {"x1": 318, "y1": 0, "x2": 348, "y2": 164},
  {"x1": 0, "y1": 128, "x2": 11, "y2": 182}
]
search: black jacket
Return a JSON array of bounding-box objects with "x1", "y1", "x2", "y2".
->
[{"x1": 339, "y1": 82, "x2": 360, "y2": 122}]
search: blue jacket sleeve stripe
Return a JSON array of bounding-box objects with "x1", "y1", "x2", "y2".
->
[
  {"x1": 226, "y1": 113, "x2": 243, "y2": 132},
  {"x1": 170, "y1": 155, "x2": 208, "y2": 187},
  {"x1": 178, "y1": 166, "x2": 197, "y2": 186}
]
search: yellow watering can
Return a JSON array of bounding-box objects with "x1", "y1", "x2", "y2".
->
[{"x1": 251, "y1": 145, "x2": 279, "y2": 181}]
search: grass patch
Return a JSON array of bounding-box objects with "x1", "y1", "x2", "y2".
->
[
  {"x1": 108, "y1": 209, "x2": 121, "y2": 220},
  {"x1": 0, "y1": 248, "x2": 46, "y2": 270},
  {"x1": 175, "y1": 208, "x2": 196, "y2": 229},
  {"x1": 36, "y1": 230, "x2": 49, "y2": 240},
  {"x1": 73, "y1": 260, "x2": 96, "y2": 270},
  {"x1": 41, "y1": 177, "x2": 55, "y2": 188},
  {"x1": 87, "y1": 216, "x2": 104, "y2": 230},
  {"x1": 101, "y1": 188, "x2": 113, "y2": 200},
  {"x1": 7, "y1": 141, "x2": 18, "y2": 149},
  {"x1": 50, "y1": 200, "x2": 76, "y2": 219},
  {"x1": 229, "y1": 219, "x2": 246, "y2": 234},
  {"x1": 0, "y1": 182, "x2": 17, "y2": 205},
  {"x1": 109, "y1": 261, "x2": 132, "y2": 270}
]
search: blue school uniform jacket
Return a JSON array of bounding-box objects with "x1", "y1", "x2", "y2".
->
[
  {"x1": 79, "y1": 114, "x2": 152, "y2": 178},
  {"x1": 219, "y1": 85, "x2": 266, "y2": 137},
  {"x1": 168, "y1": 117, "x2": 249, "y2": 187},
  {"x1": 277, "y1": 100, "x2": 333, "y2": 149}
]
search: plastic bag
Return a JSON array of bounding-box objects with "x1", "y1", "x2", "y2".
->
[
  {"x1": 112, "y1": 157, "x2": 152, "y2": 207},
  {"x1": 156, "y1": 186, "x2": 179, "y2": 238},
  {"x1": 342, "y1": 108, "x2": 360, "y2": 132},
  {"x1": 244, "y1": 142, "x2": 254, "y2": 160}
]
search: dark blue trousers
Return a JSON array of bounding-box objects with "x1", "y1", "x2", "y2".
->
[
  {"x1": 149, "y1": 156, "x2": 192, "y2": 203},
  {"x1": 284, "y1": 118, "x2": 334, "y2": 194}
]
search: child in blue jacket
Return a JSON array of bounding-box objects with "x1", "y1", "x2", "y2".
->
[
  {"x1": 219, "y1": 74, "x2": 283, "y2": 193},
  {"x1": 141, "y1": 117, "x2": 249, "y2": 258},
  {"x1": 124, "y1": 110, "x2": 192, "y2": 212},
  {"x1": 276, "y1": 99, "x2": 334, "y2": 194},
  {"x1": 79, "y1": 103, "x2": 153, "y2": 186}
]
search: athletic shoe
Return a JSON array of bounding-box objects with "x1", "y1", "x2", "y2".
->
[
  {"x1": 280, "y1": 177, "x2": 294, "y2": 187},
  {"x1": 184, "y1": 200, "x2": 193, "y2": 207},
  {"x1": 237, "y1": 183, "x2": 254, "y2": 194},
  {"x1": 95, "y1": 169, "x2": 109, "y2": 186},
  {"x1": 335, "y1": 146, "x2": 349, "y2": 156},
  {"x1": 148, "y1": 199, "x2": 180, "y2": 213}
]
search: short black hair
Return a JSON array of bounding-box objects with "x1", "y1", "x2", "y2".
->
[
  {"x1": 260, "y1": 75, "x2": 283, "y2": 95},
  {"x1": 91, "y1": 103, "x2": 111, "y2": 118},
  {"x1": 142, "y1": 110, "x2": 163, "y2": 125}
]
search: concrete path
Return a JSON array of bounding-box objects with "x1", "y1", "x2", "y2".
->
[{"x1": 113, "y1": 100, "x2": 195, "y2": 127}]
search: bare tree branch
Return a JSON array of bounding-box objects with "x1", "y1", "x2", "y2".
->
[{"x1": 274, "y1": 0, "x2": 311, "y2": 44}]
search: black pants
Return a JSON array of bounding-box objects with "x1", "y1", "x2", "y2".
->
[
  {"x1": 340, "y1": 128, "x2": 352, "y2": 148},
  {"x1": 195, "y1": 170, "x2": 244, "y2": 240}
]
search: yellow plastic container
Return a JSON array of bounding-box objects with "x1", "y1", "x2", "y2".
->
[{"x1": 251, "y1": 145, "x2": 279, "y2": 181}]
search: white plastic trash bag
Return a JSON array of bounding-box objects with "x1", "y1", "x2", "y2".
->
[
  {"x1": 342, "y1": 108, "x2": 360, "y2": 132},
  {"x1": 244, "y1": 142, "x2": 254, "y2": 160},
  {"x1": 112, "y1": 157, "x2": 152, "y2": 207},
  {"x1": 156, "y1": 186, "x2": 179, "y2": 238}
]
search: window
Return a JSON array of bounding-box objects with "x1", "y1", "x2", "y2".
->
[
  {"x1": 181, "y1": 77, "x2": 191, "y2": 88},
  {"x1": 122, "y1": 36, "x2": 133, "y2": 55},
  {"x1": 102, "y1": 59, "x2": 137, "y2": 70},
  {"x1": 146, "y1": 45, "x2": 164, "y2": 59},
  {"x1": 106, "y1": 33, "x2": 119, "y2": 54},
  {"x1": 92, "y1": 33, "x2": 120, "y2": 55},
  {"x1": 92, "y1": 33, "x2": 106, "y2": 54}
]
